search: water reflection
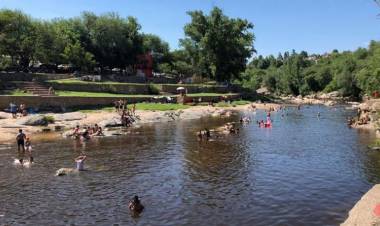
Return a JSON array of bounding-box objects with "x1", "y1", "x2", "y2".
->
[{"x1": 0, "y1": 105, "x2": 380, "y2": 226}]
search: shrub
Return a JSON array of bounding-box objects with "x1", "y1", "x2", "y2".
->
[{"x1": 43, "y1": 115, "x2": 55, "y2": 124}]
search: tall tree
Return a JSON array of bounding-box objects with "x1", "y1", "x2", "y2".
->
[
  {"x1": 181, "y1": 7, "x2": 255, "y2": 82},
  {"x1": 0, "y1": 9, "x2": 37, "y2": 70}
]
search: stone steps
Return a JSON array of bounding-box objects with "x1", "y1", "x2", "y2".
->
[{"x1": 19, "y1": 82, "x2": 55, "y2": 97}]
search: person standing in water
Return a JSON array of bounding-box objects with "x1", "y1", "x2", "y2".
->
[
  {"x1": 25, "y1": 137, "x2": 33, "y2": 163},
  {"x1": 16, "y1": 129, "x2": 26, "y2": 164},
  {"x1": 75, "y1": 155, "x2": 87, "y2": 171}
]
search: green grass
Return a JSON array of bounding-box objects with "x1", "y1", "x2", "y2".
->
[
  {"x1": 0, "y1": 89, "x2": 35, "y2": 96},
  {"x1": 187, "y1": 92, "x2": 236, "y2": 97},
  {"x1": 48, "y1": 79, "x2": 147, "y2": 86},
  {"x1": 56, "y1": 90, "x2": 236, "y2": 98},
  {"x1": 133, "y1": 103, "x2": 189, "y2": 111},
  {"x1": 215, "y1": 100, "x2": 251, "y2": 107},
  {"x1": 77, "y1": 103, "x2": 189, "y2": 113},
  {"x1": 56, "y1": 91, "x2": 160, "y2": 98},
  {"x1": 48, "y1": 79, "x2": 224, "y2": 87}
]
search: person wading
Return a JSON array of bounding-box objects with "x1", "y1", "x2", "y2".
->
[{"x1": 16, "y1": 129, "x2": 26, "y2": 164}]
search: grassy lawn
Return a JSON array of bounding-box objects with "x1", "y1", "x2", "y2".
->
[
  {"x1": 215, "y1": 100, "x2": 251, "y2": 107},
  {"x1": 48, "y1": 79, "x2": 147, "y2": 86},
  {"x1": 133, "y1": 103, "x2": 189, "y2": 111},
  {"x1": 56, "y1": 90, "x2": 236, "y2": 98},
  {"x1": 48, "y1": 79, "x2": 225, "y2": 87},
  {"x1": 56, "y1": 90, "x2": 160, "y2": 98},
  {"x1": 187, "y1": 92, "x2": 237, "y2": 97},
  {"x1": 0, "y1": 89, "x2": 35, "y2": 96},
  {"x1": 78, "y1": 103, "x2": 189, "y2": 113}
]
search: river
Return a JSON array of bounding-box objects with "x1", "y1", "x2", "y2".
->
[{"x1": 0, "y1": 105, "x2": 379, "y2": 226}]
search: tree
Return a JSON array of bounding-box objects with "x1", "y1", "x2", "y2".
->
[
  {"x1": 142, "y1": 34, "x2": 170, "y2": 72},
  {"x1": 181, "y1": 7, "x2": 255, "y2": 82},
  {"x1": 84, "y1": 12, "x2": 143, "y2": 69},
  {"x1": 0, "y1": 9, "x2": 37, "y2": 70},
  {"x1": 62, "y1": 41, "x2": 95, "y2": 72}
]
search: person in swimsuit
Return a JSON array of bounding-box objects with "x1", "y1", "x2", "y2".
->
[
  {"x1": 75, "y1": 155, "x2": 87, "y2": 171},
  {"x1": 16, "y1": 129, "x2": 26, "y2": 164},
  {"x1": 25, "y1": 137, "x2": 33, "y2": 163}
]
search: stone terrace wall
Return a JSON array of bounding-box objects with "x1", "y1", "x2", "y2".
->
[
  {"x1": 45, "y1": 82, "x2": 231, "y2": 95},
  {"x1": 158, "y1": 84, "x2": 229, "y2": 94},
  {"x1": 0, "y1": 94, "x2": 241, "y2": 110},
  {"x1": 0, "y1": 72, "x2": 73, "y2": 82},
  {"x1": 0, "y1": 96, "x2": 151, "y2": 110},
  {"x1": 46, "y1": 82, "x2": 151, "y2": 95}
]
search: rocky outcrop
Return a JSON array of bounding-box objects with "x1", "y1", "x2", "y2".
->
[
  {"x1": 53, "y1": 112, "x2": 86, "y2": 121},
  {"x1": 0, "y1": 112, "x2": 11, "y2": 119},
  {"x1": 99, "y1": 118, "x2": 123, "y2": 128},
  {"x1": 16, "y1": 115, "x2": 49, "y2": 126},
  {"x1": 341, "y1": 184, "x2": 380, "y2": 226}
]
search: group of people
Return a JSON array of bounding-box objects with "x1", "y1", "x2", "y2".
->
[
  {"x1": 258, "y1": 111, "x2": 272, "y2": 128},
  {"x1": 9, "y1": 102, "x2": 28, "y2": 118},
  {"x1": 120, "y1": 109, "x2": 137, "y2": 127},
  {"x1": 71, "y1": 124, "x2": 104, "y2": 139},
  {"x1": 16, "y1": 127, "x2": 145, "y2": 216},
  {"x1": 347, "y1": 108, "x2": 371, "y2": 126},
  {"x1": 114, "y1": 99, "x2": 136, "y2": 115},
  {"x1": 114, "y1": 99, "x2": 138, "y2": 127},
  {"x1": 16, "y1": 129, "x2": 33, "y2": 164}
]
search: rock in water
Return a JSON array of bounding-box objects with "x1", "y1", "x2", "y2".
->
[
  {"x1": 0, "y1": 112, "x2": 11, "y2": 119},
  {"x1": 99, "y1": 118, "x2": 122, "y2": 127},
  {"x1": 53, "y1": 112, "x2": 86, "y2": 121},
  {"x1": 16, "y1": 115, "x2": 48, "y2": 126}
]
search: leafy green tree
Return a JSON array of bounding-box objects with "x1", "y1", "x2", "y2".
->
[
  {"x1": 181, "y1": 7, "x2": 255, "y2": 82},
  {"x1": 142, "y1": 34, "x2": 170, "y2": 71},
  {"x1": 0, "y1": 9, "x2": 37, "y2": 70}
]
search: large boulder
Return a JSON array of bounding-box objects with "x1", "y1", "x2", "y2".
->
[
  {"x1": 341, "y1": 184, "x2": 380, "y2": 226},
  {"x1": 16, "y1": 115, "x2": 48, "y2": 126},
  {"x1": 53, "y1": 112, "x2": 86, "y2": 121},
  {"x1": 327, "y1": 91, "x2": 340, "y2": 98},
  {"x1": 0, "y1": 112, "x2": 11, "y2": 119},
  {"x1": 99, "y1": 118, "x2": 122, "y2": 127}
]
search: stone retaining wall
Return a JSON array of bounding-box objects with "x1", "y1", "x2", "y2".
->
[
  {"x1": 157, "y1": 84, "x2": 229, "y2": 94},
  {"x1": 46, "y1": 82, "x2": 151, "y2": 94},
  {"x1": 45, "y1": 82, "x2": 231, "y2": 95},
  {"x1": 0, "y1": 94, "x2": 241, "y2": 110},
  {"x1": 0, "y1": 72, "x2": 73, "y2": 82}
]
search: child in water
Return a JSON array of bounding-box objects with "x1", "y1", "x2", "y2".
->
[
  {"x1": 129, "y1": 195, "x2": 144, "y2": 213},
  {"x1": 75, "y1": 155, "x2": 87, "y2": 171},
  {"x1": 25, "y1": 137, "x2": 33, "y2": 163}
]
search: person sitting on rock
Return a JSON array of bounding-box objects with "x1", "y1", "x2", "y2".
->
[{"x1": 129, "y1": 195, "x2": 144, "y2": 213}]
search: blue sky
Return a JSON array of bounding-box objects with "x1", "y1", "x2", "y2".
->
[{"x1": 1, "y1": 0, "x2": 379, "y2": 56}]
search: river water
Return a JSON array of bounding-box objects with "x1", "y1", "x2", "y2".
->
[{"x1": 0, "y1": 105, "x2": 379, "y2": 226}]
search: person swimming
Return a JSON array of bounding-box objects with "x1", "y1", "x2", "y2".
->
[
  {"x1": 56, "y1": 155, "x2": 87, "y2": 176},
  {"x1": 129, "y1": 195, "x2": 144, "y2": 213}
]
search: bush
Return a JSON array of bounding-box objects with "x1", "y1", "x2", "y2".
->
[
  {"x1": 43, "y1": 115, "x2": 55, "y2": 124},
  {"x1": 148, "y1": 83, "x2": 160, "y2": 95}
]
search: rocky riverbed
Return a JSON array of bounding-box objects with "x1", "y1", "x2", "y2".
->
[{"x1": 0, "y1": 103, "x2": 280, "y2": 144}]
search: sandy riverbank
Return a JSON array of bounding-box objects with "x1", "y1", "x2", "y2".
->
[{"x1": 0, "y1": 102, "x2": 280, "y2": 144}]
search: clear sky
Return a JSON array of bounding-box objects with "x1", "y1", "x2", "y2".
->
[{"x1": 1, "y1": 0, "x2": 379, "y2": 56}]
